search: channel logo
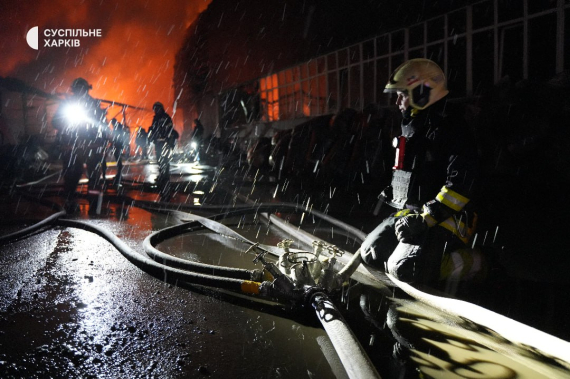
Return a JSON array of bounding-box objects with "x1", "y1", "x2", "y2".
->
[
  {"x1": 26, "y1": 26, "x2": 39, "y2": 50},
  {"x1": 25, "y1": 26, "x2": 103, "y2": 49}
]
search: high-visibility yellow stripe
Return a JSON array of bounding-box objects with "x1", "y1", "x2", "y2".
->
[
  {"x1": 394, "y1": 209, "x2": 411, "y2": 217},
  {"x1": 438, "y1": 217, "x2": 470, "y2": 244},
  {"x1": 435, "y1": 186, "x2": 470, "y2": 212},
  {"x1": 241, "y1": 280, "x2": 261, "y2": 294},
  {"x1": 421, "y1": 212, "x2": 438, "y2": 227},
  {"x1": 439, "y1": 247, "x2": 486, "y2": 281}
]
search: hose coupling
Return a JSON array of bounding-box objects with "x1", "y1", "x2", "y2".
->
[{"x1": 303, "y1": 286, "x2": 326, "y2": 309}]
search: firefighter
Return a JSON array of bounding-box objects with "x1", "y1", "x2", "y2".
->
[
  {"x1": 52, "y1": 77, "x2": 109, "y2": 210},
  {"x1": 148, "y1": 101, "x2": 175, "y2": 201},
  {"x1": 360, "y1": 59, "x2": 479, "y2": 285},
  {"x1": 189, "y1": 118, "x2": 204, "y2": 161},
  {"x1": 134, "y1": 126, "x2": 148, "y2": 160},
  {"x1": 110, "y1": 118, "x2": 127, "y2": 188},
  {"x1": 191, "y1": 118, "x2": 204, "y2": 144}
]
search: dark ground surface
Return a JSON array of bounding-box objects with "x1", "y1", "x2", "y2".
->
[
  {"x1": 1, "y1": 147, "x2": 570, "y2": 378},
  {"x1": 0, "y1": 195, "x2": 347, "y2": 378}
]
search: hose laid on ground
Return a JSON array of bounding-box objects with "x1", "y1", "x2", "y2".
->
[
  {"x1": 0, "y1": 190, "x2": 369, "y2": 286},
  {"x1": 53, "y1": 218, "x2": 263, "y2": 296},
  {"x1": 2, "y1": 191, "x2": 384, "y2": 378},
  {"x1": 0, "y1": 210, "x2": 67, "y2": 245},
  {"x1": 388, "y1": 273, "x2": 570, "y2": 372},
  {"x1": 8, "y1": 182, "x2": 570, "y2": 376},
  {"x1": 312, "y1": 293, "x2": 381, "y2": 379},
  {"x1": 143, "y1": 219, "x2": 262, "y2": 281},
  {"x1": 132, "y1": 198, "x2": 395, "y2": 295},
  {"x1": 0, "y1": 190, "x2": 275, "y2": 295},
  {"x1": 0, "y1": 192, "x2": 67, "y2": 245},
  {"x1": 2, "y1": 189, "x2": 389, "y2": 304},
  {"x1": 232, "y1": 194, "x2": 369, "y2": 284},
  {"x1": 141, "y1": 205, "x2": 383, "y2": 379}
]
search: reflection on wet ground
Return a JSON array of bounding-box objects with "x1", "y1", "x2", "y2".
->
[
  {"x1": 1, "y1": 152, "x2": 570, "y2": 378},
  {"x1": 157, "y1": 215, "x2": 570, "y2": 378}
]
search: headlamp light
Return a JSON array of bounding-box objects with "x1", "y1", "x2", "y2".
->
[{"x1": 64, "y1": 104, "x2": 88, "y2": 124}]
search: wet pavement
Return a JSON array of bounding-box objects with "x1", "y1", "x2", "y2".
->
[
  {"x1": 0, "y1": 198, "x2": 344, "y2": 378},
  {"x1": 1, "y1": 148, "x2": 570, "y2": 378}
]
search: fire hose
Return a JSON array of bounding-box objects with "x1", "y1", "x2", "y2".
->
[{"x1": 1, "y1": 193, "x2": 382, "y2": 378}]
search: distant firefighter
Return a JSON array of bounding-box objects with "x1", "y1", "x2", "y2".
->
[
  {"x1": 191, "y1": 118, "x2": 204, "y2": 144},
  {"x1": 135, "y1": 126, "x2": 148, "y2": 160},
  {"x1": 52, "y1": 77, "x2": 109, "y2": 208},
  {"x1": 188, "y1": 118, "x2": 204, "y2": 161},
  {"x1": 110, "y1": 118, "x2": 128, "y2": 188},
  {"x1": 148, "y1": 101, "x2": 176, "y2": 201}
]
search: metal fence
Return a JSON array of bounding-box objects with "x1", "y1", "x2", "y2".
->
[{"x1": 246, "y1": 0, "x2": 569, "y2": 126}]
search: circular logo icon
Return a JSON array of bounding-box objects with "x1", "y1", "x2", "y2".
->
[{"x1": 26, "y1": 26, "x2": 39, "y2": 50}]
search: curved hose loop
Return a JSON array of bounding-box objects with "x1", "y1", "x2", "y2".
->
[
  {"x1": 143, "y1": 210, "x2": 314, "y2": 282},
  {"x1": 174, "y1": 210, "x2": 373, "y2": 296},
  {"x1": 8, "y1": 186, "x2": 376, "y2": 295},
  {"x1": 6, "y1": 189, "x2": 358, "y2": 284},
  {"x1": 143, "y1": 220, "x2": 261, "y2": 281},
  {"x1": 7, "y1": 186, "x2": 384, "y2": 377},
  {"x1": 1, "y1": 191, "x2": 263, "y2": 293},
  {"x1": 198, "y1": 203, "x2": 391, "y2": 292},
  {"x1": 8, "y1": 188, "x2": 372, "y2": 291},
  {"x1": 54, "y1": 218, "x2": 263, "y2": 295}
]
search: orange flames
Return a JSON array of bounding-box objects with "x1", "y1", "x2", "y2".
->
[{"x1": 0, "y1": 0, "x2": 211, "y2": 131}]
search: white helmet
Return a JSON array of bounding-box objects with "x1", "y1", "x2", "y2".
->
[{"x1": 384, "y1": 59, "x2": 449, "y2": 110}]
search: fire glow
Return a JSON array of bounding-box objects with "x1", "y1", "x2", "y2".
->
[{"x1": 0, "y1": 0, "x2": 211, "y2": 129}]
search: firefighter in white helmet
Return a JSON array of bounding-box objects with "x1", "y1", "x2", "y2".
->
[{"x1": 360, "y1": 59, "x2": 480, "y2": 286}]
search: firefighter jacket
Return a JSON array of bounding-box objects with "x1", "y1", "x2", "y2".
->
[
  {"x1": 148, "y1": 111, "x2": 175, "y2": 147},
  {"x1": 52, "y1": 94, "x2": 108, "y2": 149},
  {"x1": 387, "y1": 97, "x2": 478, "y2": 243}
]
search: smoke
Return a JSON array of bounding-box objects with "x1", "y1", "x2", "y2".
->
[{"x1": 0, "y1": 0, "x2": 211, "y2": 128}]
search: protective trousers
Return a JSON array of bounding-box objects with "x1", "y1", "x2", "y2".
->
[
  {"x1": 113, "y1": 143, "x2": 124, "y2": 187},
  {"x1": 62, "y1": 145, "x2": 106, "y2": 198},
  {"x1": 361, "y1": 214, "x2": 462, "y2": 284},
  {"x1": 155, "y1": 140, "x2": 172, "y2": 200}
]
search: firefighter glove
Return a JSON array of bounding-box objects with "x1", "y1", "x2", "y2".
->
[{"x1": 395, "y1": 214, "x2": 427, "y2": 244}]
